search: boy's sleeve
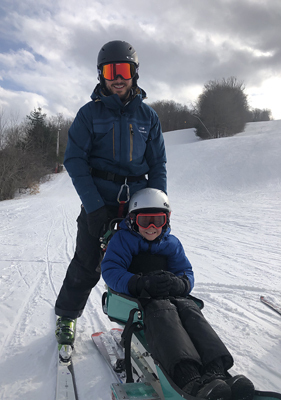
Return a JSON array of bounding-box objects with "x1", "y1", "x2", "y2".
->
[
  {"x1": 101, "y1": 231, "x2": 136, "y2": 295},
  {"x1": 166, "y1": 237, "x2": 195, "y2": 291}
]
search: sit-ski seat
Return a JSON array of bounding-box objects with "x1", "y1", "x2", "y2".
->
[
  {"x1": 102, "y1": 288, "x2": 281, "y2": 400},
  {"x1": 102, "y1": 287, "x2": 209, "y2": 400},
  {"x1": 103, "y1": 287, "x2": 204, "y2": 352},
  {"x1": 104, "y1": 287, "x2": 204, "y2": 323}
]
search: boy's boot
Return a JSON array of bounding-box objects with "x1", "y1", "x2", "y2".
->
[
  {"x1": 225, "y1": 375, "x2": 255, "y2": 400},
  {"x1": 55, "y1": 317, "x2": 77, "y2": 360},
  {"x1": 173, "y1": 361, "x2": 201, "y2": 393},
  {"x1": 203, "y1": 358, "x2": 255, "y2": 400},
  {"x1": 202, "y1": 357, "x2": 226, "y2": 382},
  {"x1": 196, "y1": 379, "x2": 231, "y2": 400},
  {"x1": 174, "y1": 361, "x2": 231, "y2": 400}
]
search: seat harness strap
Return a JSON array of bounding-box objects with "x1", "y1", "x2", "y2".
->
[{"x1": 120, "y1": 308, "x2": 143, "y2": 383}]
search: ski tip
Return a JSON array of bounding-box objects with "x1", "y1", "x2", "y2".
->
[
  {"x1": 91, "y1": 332, "x2": 104, "y2": 337},
  {"x1": 111, "y1": 328, "x2": 123, "y2": 332}
]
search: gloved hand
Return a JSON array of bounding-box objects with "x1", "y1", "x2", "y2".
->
[
  {"x1": 169, "y1": 275, "x2": 191, "y2": 297},
  {"x1": 128, "y1": 271, "x2": 172, "y2": 298},
  {"x1": 87, "y1": 206, "x2": 108, "y2": 238}
]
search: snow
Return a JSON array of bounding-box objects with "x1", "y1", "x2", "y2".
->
[{"x1": 0, "y1": 120, "x2": 281, "y2": 399}]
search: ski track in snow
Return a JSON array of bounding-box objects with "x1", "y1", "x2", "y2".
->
[{"x1": 0, "y1": 121, "x2": 281, "y2": 399}]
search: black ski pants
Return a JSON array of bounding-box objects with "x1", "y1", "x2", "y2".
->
[
  {"x1": 55, "y1": 205, "x2": 119, "y2": 318},
  {"x1": 143, "y1": 297, "x2": 234, "y2": 378}
]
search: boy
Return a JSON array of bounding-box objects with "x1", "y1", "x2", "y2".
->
[{"x1": 101, "y1": 188, "x2": 254, "y2": 400}]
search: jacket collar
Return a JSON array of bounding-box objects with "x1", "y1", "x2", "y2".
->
[{"x1": 90, "y1": 84, "x2": 147, "y2": 114}]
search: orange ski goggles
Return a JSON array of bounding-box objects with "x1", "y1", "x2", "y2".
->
[
  {"x1": 135, "y1": 213, "x2": 167, "y2": 230},
  {"x1": 101, "y1": 63, "x2": 137, "y2": 81}
]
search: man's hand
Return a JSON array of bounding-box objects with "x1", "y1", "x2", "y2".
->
[{"x1": 87, "y1": 206, "x2": 108, "y2": 238}]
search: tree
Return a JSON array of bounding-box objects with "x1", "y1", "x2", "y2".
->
[
  {"x1": 22, "y1": 108, "x2": 57, "y2": 168},
  {"x1": 195, "y1": 77, "x2": 249, "y2": 139},
  {"x1": 0, "y1": 117, "x2": 49, "y2": 200},
  {"x1": 0, "y1": 107, "x2": 20, "y2": 150},
  {"x1": 48, "y1": 113, "x2": 73, "y2": 164},
  {"x1": 247, "y1": 108, "x2": 272, "y2": 122},
  {"x1": 0, "y1": 108, "x2": 73, "y2": 201},
  {"x1": 149, "y1": 100, "x2": 196, "y2": 132},
  {"x1": 0, "y1": 108, "x2": 8, "y2": 150}
]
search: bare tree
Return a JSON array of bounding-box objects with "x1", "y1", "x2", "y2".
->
[
  {"x1": 0, "y1": 107, "x2": 19, "y2": 150},
  {"x1": 247, "y1": 108, "x2": 272, "y2": 122},
  {"x1": 196, "y1": 77, "x2": 249, "y2": 139},
  {"x1": 0, "y1": 107, "x2": 8, "y2": 150},
  {"x1": 48, "y1": 113, "x2": 73, "y2": 164},
  {"x1": 149, "y1": 100, "x2": 196, "y2": 132}
]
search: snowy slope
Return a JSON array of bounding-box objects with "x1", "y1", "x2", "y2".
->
[{"x1": 0, "y1": 121, "x2": 280, "y2": 399}]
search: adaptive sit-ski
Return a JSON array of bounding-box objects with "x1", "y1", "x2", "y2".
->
[{"x1": 92, "y1": 287, "x2": 281, "y2": 400}]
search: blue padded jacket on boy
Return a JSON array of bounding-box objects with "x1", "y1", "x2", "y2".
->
[{"x1": 101, "y1": 219, "x2": 194, "y2": 296}]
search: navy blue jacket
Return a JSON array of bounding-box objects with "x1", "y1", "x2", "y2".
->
[
  {"x1": 101, "y1": 219, "x2": 194, "y2": 296},
  {"x1": 64, "y1": 85, "x2": 167, "y2": 214}
]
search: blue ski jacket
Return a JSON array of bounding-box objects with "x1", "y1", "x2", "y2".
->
[
  {"x1": 101, "y1": 219, "x2": 194, "y2": 296},
  {"x1": 64, "y1": 85, "x2": 167, "y2": 214}
]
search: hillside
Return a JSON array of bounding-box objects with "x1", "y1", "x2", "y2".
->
[{"x1": 0, "y1": 121, "x2": 280, "y2": 399}]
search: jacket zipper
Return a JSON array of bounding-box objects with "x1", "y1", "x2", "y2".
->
[
  {"x1": 113, "y1": 123, "x2": 115, "y2": 159},
  {"x1": 129, "y1": 124, "x2": 134, "y2": 161}
]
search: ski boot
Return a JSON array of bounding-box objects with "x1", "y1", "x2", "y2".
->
[
  {"x1": 225, "y1": 375, "x2": 255, "y2": 400},
  {"x1": 55, "y1": 317, "x2": 77, "y2": 361}
]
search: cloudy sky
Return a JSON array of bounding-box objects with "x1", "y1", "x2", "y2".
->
[{"x1": 0, "y1": 0, "x2": 281, "y2": 123}]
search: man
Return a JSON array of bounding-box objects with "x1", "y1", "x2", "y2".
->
[{"x1": 55, "y1": 40, "x2": 167, "y2": 350}]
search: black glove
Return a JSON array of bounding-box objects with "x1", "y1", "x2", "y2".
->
[
  {"x1": 128, "y1": 271, "x2": 172, "y2": 298},
  {"x1": 87, "y1": 206, "x2": 108, "y2": 238},
  {"x1": 169, "y1": 275, "x2": 191, "y2": 297}
]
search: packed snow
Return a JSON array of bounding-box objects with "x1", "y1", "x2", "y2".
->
[{"x1": 0, "y1": 120, "x2": 280, "y2": 399}]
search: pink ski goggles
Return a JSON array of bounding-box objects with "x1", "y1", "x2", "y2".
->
[{"x1": 135, "y1": 213, "x2": 167, "y2": 229}]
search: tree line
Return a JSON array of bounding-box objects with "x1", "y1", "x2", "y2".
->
[
  {"x1": 0, "y1": 108, "x2": 72, "y2": 201},
  {"x1": 0, "y1": 76, "x2": 273, "y2": 201},
  {"x1": 149, "y1": 77, "x2": 272, "y2": 138}
]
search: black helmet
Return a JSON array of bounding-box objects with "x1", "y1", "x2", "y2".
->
[
  {"x1": 97, "y1": 40, "x2": 139, "y2": 67},
  {"x1": 97, "y1": 40, "x2": 139, "y2": 87}
]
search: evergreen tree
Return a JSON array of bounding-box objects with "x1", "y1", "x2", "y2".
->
[{"x1": 24, "y1": 108, "x2": 57, "y2": 167}]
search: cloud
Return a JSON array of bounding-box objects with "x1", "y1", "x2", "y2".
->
[{"x1": 0, "y1": 0, "x2": 281, "y2": 121}]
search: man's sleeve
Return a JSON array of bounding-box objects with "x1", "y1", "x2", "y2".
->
[
  {"x1": 145, "y1": 113, "x2": 167, "y2": 194},
  {"x1": 64, "y1": 107, "x2": 105, "y2": 214}
]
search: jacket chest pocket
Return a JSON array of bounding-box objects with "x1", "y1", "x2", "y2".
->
[
  {"x1": 92, "y1": 122, "x2": 115, "y2": 159},
  {"x1": 127, "y1": 123, "x2": 150, "y2": 161}
]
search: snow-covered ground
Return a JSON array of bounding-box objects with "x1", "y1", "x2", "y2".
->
[{"x1": 0, "y1": 120, "x2": 280, "y2": 399}]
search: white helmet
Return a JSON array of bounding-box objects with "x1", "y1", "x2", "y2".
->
[{"x1": 128, "y1": 188, "x2": 171, "y2": 214}]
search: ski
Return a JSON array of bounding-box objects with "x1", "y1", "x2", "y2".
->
[
  {"x1": 91, "y1": 330, "x2": 125, "y2": 383},
  {"x1": 56, "y1": 346, "x2": 78, "y2": 400},
  {"x1": 260, "y1": 296, "x2": 281, "y2": 316},
  {"x1": 92, "y1": 328, "x2": 163, "y2": 400}
]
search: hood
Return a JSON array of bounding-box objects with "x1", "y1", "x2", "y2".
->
[{"x1": 90, "y1": 84, "x2": 147, "y2": 113}]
